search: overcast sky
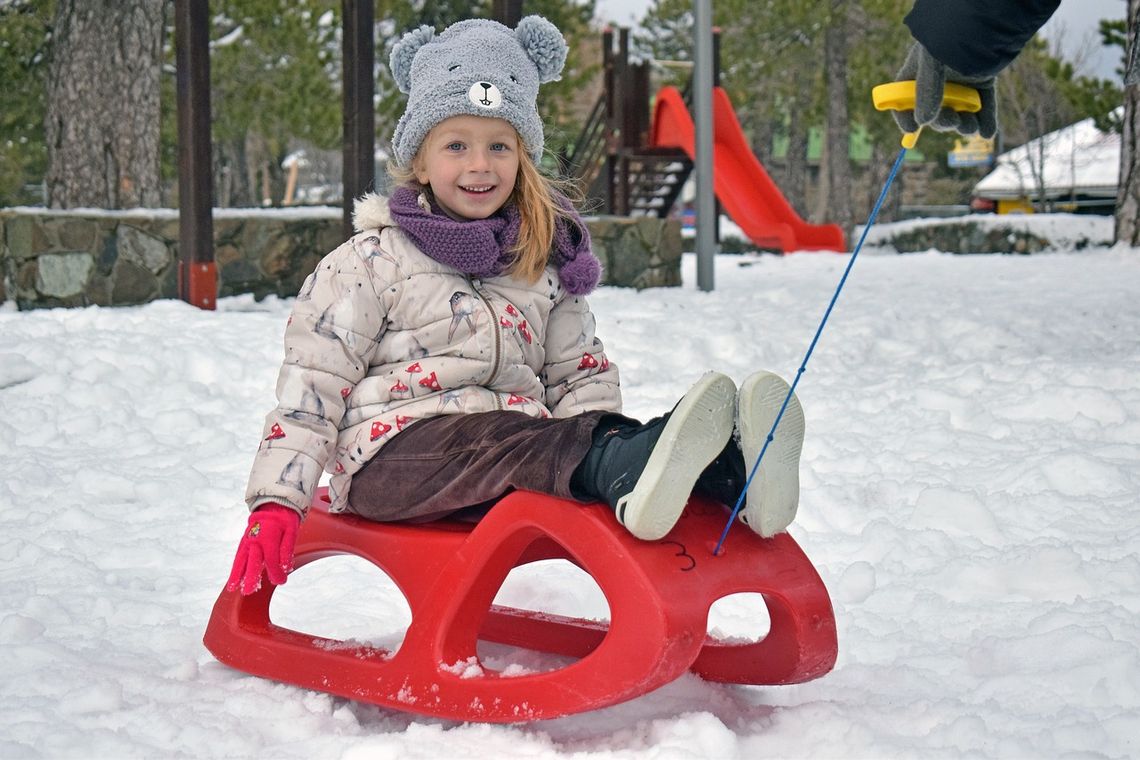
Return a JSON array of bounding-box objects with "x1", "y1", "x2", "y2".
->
[
  {"x1": 593, "y1": 0, "x2": 1128, "y2": 81},
  {"x1": 1043, "y1": 0, "x2": 1128, "y2": 81}
]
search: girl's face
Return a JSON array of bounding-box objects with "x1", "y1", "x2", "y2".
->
[{"x1": 414, "y1": 115, "x2": 520, "y2": 221}]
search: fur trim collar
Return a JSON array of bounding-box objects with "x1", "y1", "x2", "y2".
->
[{"x1": 352, "y1": 193, "x2": 393, "y2": 232}]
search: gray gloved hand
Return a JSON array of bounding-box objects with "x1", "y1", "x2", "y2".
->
[{"x1": 892, "y1": 42, "x2": 998, "y2": 139}]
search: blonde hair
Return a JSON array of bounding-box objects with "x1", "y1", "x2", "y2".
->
[{"x1": 388, "y1": 130, "x2": 579, "y2": 284}]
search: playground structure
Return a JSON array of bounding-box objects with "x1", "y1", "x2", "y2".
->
[{"x1": 559, "y1": 28, "x2": 845, "y2": 253}]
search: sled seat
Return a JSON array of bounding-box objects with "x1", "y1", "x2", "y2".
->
[{"x1": 204, "y1": 488, "x2": 836, "y2": 722}]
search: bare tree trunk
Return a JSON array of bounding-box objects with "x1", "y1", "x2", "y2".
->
[
  {"x1": 785, "y1": 90, "x2": 810, "y2": 216},
  {"x1": 44, "y1": 0, "x2": 164, "y2": 208},
  {"x1": 817, "y1": 0, "x2": 853, "y2": 232},
  {"x1": 784, "y1": 106, "x2": 811, "y2": 216},
  {"x1": 215, "y1": 139, "x2": 253, "y2": 208},
  {"x1": 814, "y1": 137, "x2": 831, "y2": 224},
  {"x1": 1030, "y1": 138, "x2": 1050, "y2": 212},
  {"x1": 750, "y1": 118, "x2": 774, "y2": 166},
  {"x1": 1117, "y1": 0, "x2": 1140, "y2": 245},
  {"x1": 864, "y1": 143, "x2": 896, "y2": 223}
]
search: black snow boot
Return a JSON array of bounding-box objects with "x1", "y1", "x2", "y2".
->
[
  {"x1": 694, "y1": 438, "x2": 748, "y2": 509},
  {"x1": 570, "y1": 372, "x2": 736, "y2": 540}
]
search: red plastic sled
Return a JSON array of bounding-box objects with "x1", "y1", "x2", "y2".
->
[{"x1": 204, "y1": 488, "x2": 837, "y2": 722}]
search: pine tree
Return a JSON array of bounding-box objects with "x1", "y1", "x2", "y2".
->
[
  {"x1": 44, "y1": 0, "x2": 165, "y2": 208},
  {"x1": 0, "y1": 1, "x2": 53, "y2": 206},
  {"x1": 207, "y1": 0, "x2": 342, "y2": 207}
]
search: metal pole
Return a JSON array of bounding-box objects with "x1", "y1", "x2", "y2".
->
[
  {"x1": 175, "y1": 0, "x2": 216, "y2": 310},
  {"x1": 342, "y1": 0, "x2": 375, "y2": 239},
  {"x1": 693, "y1": 0, "x2": 716, "y2": 291}
]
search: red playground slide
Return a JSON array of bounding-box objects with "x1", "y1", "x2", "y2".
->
[{"x1": 651, "y1": 85, "x2": 846, "y2": 253}]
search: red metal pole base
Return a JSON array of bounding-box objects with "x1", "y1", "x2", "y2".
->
[{"x1": 179, "y1": 261, "x2": 217, "y2": 311}]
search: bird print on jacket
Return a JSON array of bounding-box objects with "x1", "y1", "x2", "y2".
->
[
  {"x1": 437, "y1": 389, "x2": 464, "y2": 411},
  {"x1": 448, "y1": 291, "x2": 477, "y2": 341},
  {"x1": 357, "y1": 234, "x2": 398, "y2": 266},
  {"x1": 313, "y1": 288, "x2": 360, "y2": 349},
  {"x1": 276, "y1": 452, "x2": 310, "y2": 492},
  {"x1": 282, "y1": 375, "x2": 326, "y2": 424},
  {"x1": 296, "y1": 272, "x2": 318, "y2": 302}
]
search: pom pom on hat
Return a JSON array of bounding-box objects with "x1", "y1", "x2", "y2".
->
[
  {"x1": 390, "y1": 25, "x2": 435, "y2": 94},
  {"x1": 516, "y1": 15, "x2": 568, "y2": 83}
]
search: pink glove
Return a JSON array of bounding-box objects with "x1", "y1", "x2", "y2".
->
[{"x1": 226, "y1": 503, "x2": 300, "y2": 596}]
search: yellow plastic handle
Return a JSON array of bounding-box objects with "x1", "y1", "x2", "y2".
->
[{"x1": 871, "y1": 80, "x2": 982, "y2": 148}]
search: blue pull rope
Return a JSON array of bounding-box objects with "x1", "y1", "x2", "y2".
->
[{"x1": 713, "y1": 145, "x2": 909, "y2": 555}]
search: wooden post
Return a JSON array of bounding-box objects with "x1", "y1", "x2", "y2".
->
[
  {"x1": 602, "y1": 27, "x2": 616, "y2": 214},
  {"x1": 492, "y1": 0, "x2": 523, "y2": 26},
  {"x1": 174, "y1": 0, "x2": 216, "y2": 310},
  {"x1": 342, "y1": 0, "x2": 375, "y2": 239},
  {"x1": 630, "y1": 62, "x2": 650, "y2": 150},
  {"x1": 283, "y1": 160, "x2": 299, "y2": 206},
  {"x1": 615, "y1": 28, "x2": 631, "y2": 215}
]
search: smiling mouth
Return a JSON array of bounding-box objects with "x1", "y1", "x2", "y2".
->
[{"x1": 460, "y1": 185, "x2": 495, "y2": 194}]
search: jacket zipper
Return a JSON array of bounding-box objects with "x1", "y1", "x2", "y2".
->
[{"x1": 469, "y1": 279, "x2": 504, "y2": 409}]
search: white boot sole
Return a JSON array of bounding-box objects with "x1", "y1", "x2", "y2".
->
[
  {"x1": 617, "y1": 372, "x2": 737, "y2": 541},
  {"x1": 736, "y1": 371, "x2": 805, "y2": 537}
]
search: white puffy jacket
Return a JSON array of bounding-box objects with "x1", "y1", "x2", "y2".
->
[{"x1": 244, "y1": 194, "x2": 622, "y2": 516}]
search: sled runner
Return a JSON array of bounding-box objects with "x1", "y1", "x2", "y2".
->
[{"x1": 204, "y1": 488, "x2": 837, "y2": 722}]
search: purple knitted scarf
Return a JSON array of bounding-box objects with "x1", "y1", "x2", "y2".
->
[{"x1": 387, "y1": 185, "x2": 601, "y2": 295}]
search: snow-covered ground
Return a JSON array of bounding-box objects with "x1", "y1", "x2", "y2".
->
[{"x1": 2, "y1": 218, "x2": 1139, "y2": 758}]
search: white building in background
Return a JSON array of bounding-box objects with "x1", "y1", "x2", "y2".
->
[{"x1": 971, "y1": 111, "x2": 1121, "y2": 215}]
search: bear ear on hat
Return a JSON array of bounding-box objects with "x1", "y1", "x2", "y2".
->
[
  {"x1": 390, "y1": 24, "x2": 434, "y2": 94},
  {"x1": 515, "y1": 15, "x2": 568, "y2": 83}
]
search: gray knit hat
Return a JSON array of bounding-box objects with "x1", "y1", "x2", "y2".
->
[{"x1": 389, "y1": 15, "x2": 568, "y2": 167}]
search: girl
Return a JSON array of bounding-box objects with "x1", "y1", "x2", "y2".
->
[{"x1": 227, "y1": 16, "x2": 805, "y2": 596}]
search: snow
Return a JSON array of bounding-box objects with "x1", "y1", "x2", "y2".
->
[
  {"x1": 211, "y1": 25, "x2": 245, "y2": 50},
  {"x1": 974, "y1": 114, "x2": 1122, "y2": 200},
  {"x1": 2, "y1": 216, "x2": 1140, "y2": 758}
]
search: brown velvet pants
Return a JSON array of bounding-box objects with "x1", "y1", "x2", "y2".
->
[{"x1": 345, "y1": 410, "x2": 629, "y2": 523}]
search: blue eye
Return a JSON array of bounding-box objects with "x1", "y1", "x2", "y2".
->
[
  {"x1": 446, "y1": 142, "x2": 463, "y2": 151},
  {"x1": 490, "y1": 142, "x2": 510, "y2": 152}
]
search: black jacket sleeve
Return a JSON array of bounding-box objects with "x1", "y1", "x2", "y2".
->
[{"x1": 905, "y1": 0, "x2": 1062, "y2": 78}]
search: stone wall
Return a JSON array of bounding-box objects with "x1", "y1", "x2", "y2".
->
[
  {"x1": 589, "y1": 214, "x2": 682, "y2": 289},
  {"x1": 872, "y1": 219, "x2": 1055, "y2": 254},
  {"x1": 861, "y1": 214, "x2": 1114, "y2": 255},
  {"x1": 0, "y1": 207, "x2": 681, "y2": 310}
]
